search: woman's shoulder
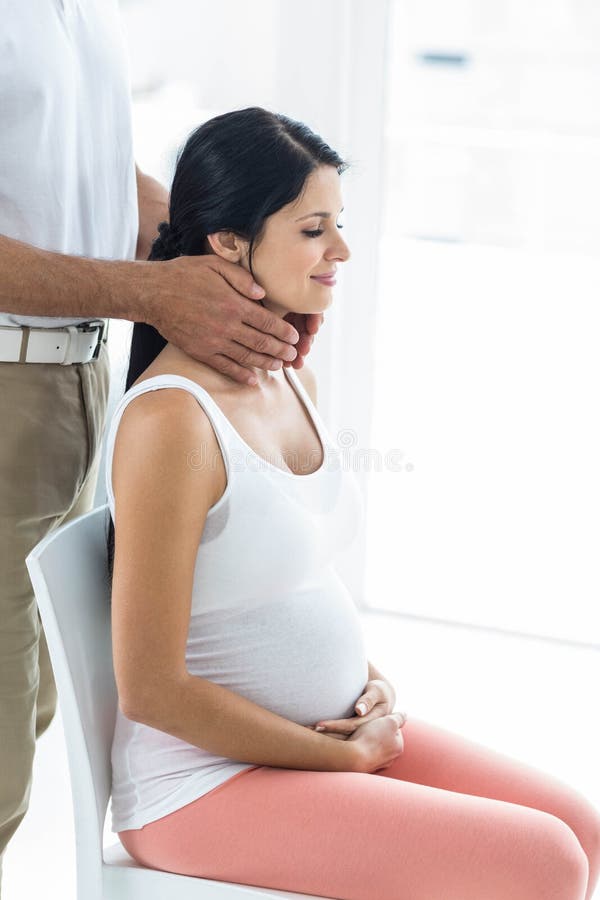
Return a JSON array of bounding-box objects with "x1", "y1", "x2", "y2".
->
[
  {"x1": 114, "y1": 352, "x2": 227, "y2": 454},
  {"x1": 115, "y1": 368, "x2": 230, "y2": 475},
  {"x1": 112, "y1": 386, "x2": 226, "y2": 509}
]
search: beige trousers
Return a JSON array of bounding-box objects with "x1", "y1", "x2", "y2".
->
[{"x1": 0, "y1": 339, "x2": 110, "y2": 894}]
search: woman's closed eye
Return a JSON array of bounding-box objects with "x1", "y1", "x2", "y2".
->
[{"x1": 303, "y1": 225, "x2": 345, "y2": 238}]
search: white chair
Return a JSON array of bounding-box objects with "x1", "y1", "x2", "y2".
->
[{"x1": 26, "y1": 503, "x2": 329, "y2": 900}]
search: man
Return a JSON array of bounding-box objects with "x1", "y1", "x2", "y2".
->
[{"x1": 0, "y1": 2, "x2": 321, "y2": 891}]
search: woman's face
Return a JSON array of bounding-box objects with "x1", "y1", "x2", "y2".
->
[{"x1": 208, "y1": 165, "x2": 350, "y2": 317}]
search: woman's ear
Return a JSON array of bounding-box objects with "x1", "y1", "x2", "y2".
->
[{"x1": 206, "y1": 230, "x2": 245, "y2": 262}]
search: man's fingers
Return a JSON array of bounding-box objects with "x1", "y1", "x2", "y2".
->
[
  {"x1": 281, "y1": 333, "x2": 313, "y2": 369},
  {"x1": 227, "y1": 340, "x2": 288, "y2": 372},
  {"x1": 209, "y1": 353, "x2": 260, "y2": 387},
  {"x1": 240, "y1": 298, "x2": 300, "y2": 345},
  {"x1": 233, "y1": 323, "x2": 298, "y2": 364},
  {"x1": 283, "y1": 356, "x2": 304, "y2": 371},
  {"x1": 211, "y1": 257, "x2": 266, "y2": 302},
  {"x1": 294, "y1": 331, "x2": 314, "y2": 358}
]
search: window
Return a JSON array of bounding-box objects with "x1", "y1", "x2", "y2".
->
[{"x1": 363, "y1": 0, "x2": 600, "y2": 645}]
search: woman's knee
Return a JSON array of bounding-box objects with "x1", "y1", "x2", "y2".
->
[
  {"x1": 564, "y1": 791, "x2": 600, "y2": 881},
  {"x1": 540, "y1": 781, "x2": 600, "y2": 895},
  {"x1": 533, "y1": 812, "x2": 590, "y2": 900},
  {"x1": 477, "y1": 805, "x2": 589, "y2": 900}
]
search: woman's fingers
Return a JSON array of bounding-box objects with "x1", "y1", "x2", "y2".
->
[
  {"x1": 308, "y1": 726, "x2": 349, "y2": 740},
  {"x1": 315, "y1": 701, "x2": 394, "y2": 733},
  {"x1": 314, "y1": 719, "x2": 363, "y2": 734}
]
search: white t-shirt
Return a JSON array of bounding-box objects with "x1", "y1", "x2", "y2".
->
[
  {"x1": 105, "y1": 367, "x2": 368, "y2": 832},
  {"x1": 0, "y1": 0, "x2": 138, "y2": 329}
]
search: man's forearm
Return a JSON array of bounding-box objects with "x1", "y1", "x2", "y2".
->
[
  {"x1": 0, "y1": 164, "x2": 168, "y2": 323},
  {"x1": 135, "y1": 165, "x2": 169, "y2": 261},
  {"x1": 0, "y1": 233, "x2": 150, "y2": 322}
]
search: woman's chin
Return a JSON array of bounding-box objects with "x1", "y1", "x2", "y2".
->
[
  {"x1": 272, "y1": 294, "x2": 333, "y2": 318},
  {"x1": 307, "y1": 291, "x2": 335, "y2": 314},
  {"x1": 282, "y1": 306, "x2": 331, "y2": 319},
  {"x1": 301, "y1": 303, "x2": 331, "y2": 317}
]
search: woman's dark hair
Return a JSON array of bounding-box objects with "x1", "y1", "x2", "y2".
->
[{"x1": 106, "y1": 105, "x2": 350, "y2": 583}]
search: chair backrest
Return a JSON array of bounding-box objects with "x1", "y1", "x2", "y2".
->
[{"x1": 25, "y1": 503, "x2": 116, "y2": 899}]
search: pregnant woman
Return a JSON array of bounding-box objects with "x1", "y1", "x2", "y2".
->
[{"x1": 104, "y1": 107, "x2": 600, "y2": 900}]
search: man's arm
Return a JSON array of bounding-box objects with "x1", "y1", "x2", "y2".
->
[
  {"x1": 0, "y1": 232, "x2": 144, "y2": 322},
  {"x1": 0, "y1": 164, "x2": 168, "y2": 320},
  {"x1": 0, "y1": 156, "x2": 309, "y2": 383},
  {"x1": 0, "y1": 162, "x2": 161, "y2": 320},
  {"x1": 0, "y1": 230, "x2": 302, "y2": 383},
  {"x1": 135, "y1": 163, "x2": 169, "y2": 261}
]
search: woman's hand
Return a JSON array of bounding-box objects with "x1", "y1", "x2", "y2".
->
[
  {"x1": 309, "y1": 679, "x2": 406, "y2": 737},
  {"x1": 347, "y1": 714, "x2": 406, "y2": 772}
]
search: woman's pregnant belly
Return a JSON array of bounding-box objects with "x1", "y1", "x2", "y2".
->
[
  {"x1": 187, "y1": 566, "x2": 369, "y2": 726},
  {"x1": 111, "y1": 568, "x2": 369, "y2": 823}
]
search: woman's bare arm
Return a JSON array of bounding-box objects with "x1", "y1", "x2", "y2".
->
[{"x1": 110, "y1": 387, "x2": 360, "y2": 774}]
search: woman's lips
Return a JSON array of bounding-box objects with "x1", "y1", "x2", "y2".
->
[{"x1": 311, "y1": 275, "x2": 336, "y2": 286}]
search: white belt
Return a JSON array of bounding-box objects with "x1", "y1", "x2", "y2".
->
[{"x1": 0, "y1": 319, "x2": 108, "y2": 364}]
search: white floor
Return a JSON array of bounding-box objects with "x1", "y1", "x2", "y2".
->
[{"x1": 3, "y1": 609, "x2": 599, "y2": 900}]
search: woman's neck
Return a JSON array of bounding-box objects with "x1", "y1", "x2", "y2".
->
[{"x1": 158, "y1": 341, "x2": 284, "y2": 391}]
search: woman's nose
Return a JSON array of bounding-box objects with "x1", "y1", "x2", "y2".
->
[{"x1": 327, "y1": 234, "x2": 351, "y2": 262}]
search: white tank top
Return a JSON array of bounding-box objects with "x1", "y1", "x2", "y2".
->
[
  {"x1": 105, "y1": 367, "x2": 369, "y2": 832},
  {"x1": 0, "y1": 0, "x2": 138, "y2": 329}
]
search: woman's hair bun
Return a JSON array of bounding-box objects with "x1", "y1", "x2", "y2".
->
[{"x1": 152, "y1": 220, "x2": 182, "y2": 260}]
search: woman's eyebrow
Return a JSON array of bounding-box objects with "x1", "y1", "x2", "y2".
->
[{"x1": 295, "y1": 206, "x2": 344, "y2": 222}]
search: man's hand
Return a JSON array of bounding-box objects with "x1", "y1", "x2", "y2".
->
[
  {"x1": 141, "y1": 255, "x2": 304, "y2": 386},
  {"x1": 283, "y1": 311, "x2": 324, "y2": 370}
]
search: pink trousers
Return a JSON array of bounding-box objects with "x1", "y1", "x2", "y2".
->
[{"x1": 118, "y1": 716, "x2": 600, "y2": 900}]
